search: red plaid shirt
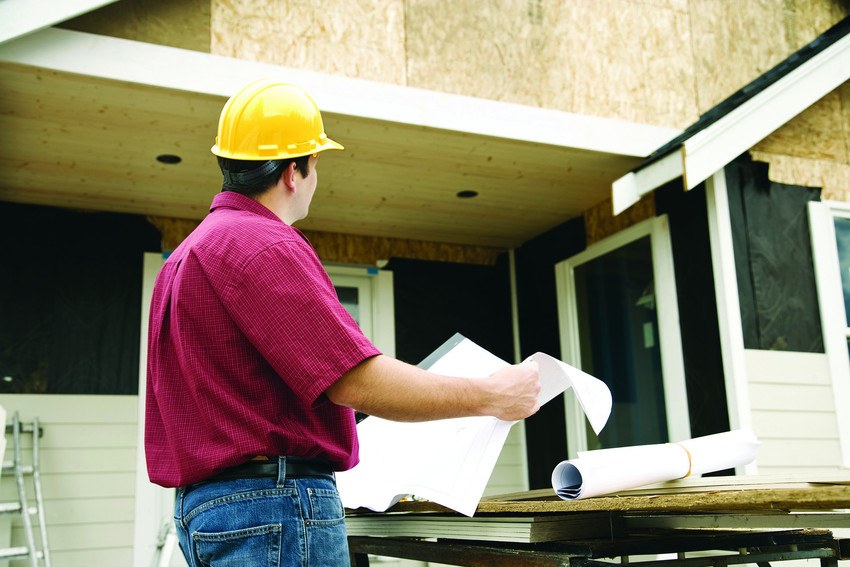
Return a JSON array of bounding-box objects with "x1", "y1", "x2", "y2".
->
[{"x1": 145, "y1": 192, "x2": 380, "y2": 487}]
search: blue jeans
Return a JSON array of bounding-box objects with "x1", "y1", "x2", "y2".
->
[{"x1": 173, "y1": 459, "x2": 349, "y2": 566}]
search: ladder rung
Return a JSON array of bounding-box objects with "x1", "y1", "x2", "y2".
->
[
  {"x1": 0, "y1": 546, "x2": 30, "y2": 559},
  {"x1": 2, "y1": 462, "x2": 34, "y2": 474},
  {"x1": 0, "y1": 502, "x2": 21, "y2": 514},
  {"x1": 3, "y1": 423, "x2": 43, "y2": 437}
]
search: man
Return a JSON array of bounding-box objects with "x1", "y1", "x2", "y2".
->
[{"x1": 145, "y1": 79, "x2": 541, "y2": 566}]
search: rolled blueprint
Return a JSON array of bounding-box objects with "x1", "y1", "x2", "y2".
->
[{"x1": 551, "y1": 429, "x2": 760, "y2": 500}]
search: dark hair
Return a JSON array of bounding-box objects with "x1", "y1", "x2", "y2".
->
[{"x1": 217, "y1": 155, "x2": 311, "y2": 197}]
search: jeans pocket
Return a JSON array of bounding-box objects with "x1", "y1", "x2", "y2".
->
[
  {"x1": 305, "y1": 487, "x2": 344, "y2": 523},
  {"x1": 194, "y1": 523, "x2": 282, "y2": 567}
]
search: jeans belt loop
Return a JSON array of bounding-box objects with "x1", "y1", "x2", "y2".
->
[{"x1": 276, "y1": 456, "x2": 287, "y2": 486}]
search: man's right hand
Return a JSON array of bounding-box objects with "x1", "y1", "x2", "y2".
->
[{"x1": 479, "y1": 361, "x2": 541, "y2": 421}]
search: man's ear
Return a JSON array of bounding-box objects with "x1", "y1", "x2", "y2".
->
[{"x1": 280, "y1": 161, "x2": 298, "y2": 193}]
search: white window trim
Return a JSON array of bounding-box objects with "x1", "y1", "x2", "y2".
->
[
  {"x1": 809, "y1": 200, "x2": 850, "y2": 468},
  {"x1": 704, "y1": 171, "x2": 754, "y2": 429},
  {"x1": 325, "y1": 264, "x2": 395, "y2": 358},
  {"x1": 554, "y1": 215, "x2": 689, "y2": 458}
]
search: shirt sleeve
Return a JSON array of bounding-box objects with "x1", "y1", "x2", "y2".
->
[{"x1": 223, "y1": 237, "x2": 381, "y2": 404}]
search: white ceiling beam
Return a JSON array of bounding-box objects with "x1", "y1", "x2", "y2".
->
[
  {"x1": 0, "y1": 27, "x2": 678, "y2": 158},
  {"x1": 0, "y1": 0, "x2": 120, "y2": 45}
]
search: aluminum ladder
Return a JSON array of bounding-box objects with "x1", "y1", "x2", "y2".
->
[{"x1": 0, "y1": 412, "x2": 50, "y2": 567}]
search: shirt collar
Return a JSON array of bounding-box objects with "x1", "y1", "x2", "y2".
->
[
  {"x1": 210, "y1": 191, "x2": 281, "y2": 223},
  {"x1": 209, "y1": 191, "x2": 312, "y2": 245}
]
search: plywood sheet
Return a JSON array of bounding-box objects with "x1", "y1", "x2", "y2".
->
[
  {"x1": 59, "y1": 0, "x2": 212, "y2": 53},
  {"x1": 377, "y1": 479, "x2": 850, "y2": 514},
  {"x1": 558, "y1": 0, "x2": 696, "y2": 128},
  {"x1": 689, "y1": 0, "x2": 790, "y2": 112},
  {"x1": 145, "y1": 216, "x2": 504, "y2": 264},
  {"x1": 404, "y1": 0, "x2": 696, "y2": 128},
  {"x1": 689, "y1": 0, "x2": 847, "y2": 113},
  {"x1": 584, "y1": 194, "x2": 655, "y2": 246},
  {"x1": 752, "y1": 90, "x2": 847, "y2": 162},
  {"x1": 210, "y1": 0, "x2": 407, "y2": 84},
  {"x1": 750, "y1": 151, "x2": 850, "y2": 202},
  {"x1": 302, "y1": 230, "x2": 504, "y2": 265}
]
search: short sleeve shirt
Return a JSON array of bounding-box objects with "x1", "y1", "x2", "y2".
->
[{"x1": 145, "y1": 192, "x2": 380, "y2": 488}]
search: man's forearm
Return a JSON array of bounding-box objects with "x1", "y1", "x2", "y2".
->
[{"x1": 325, "y1": 354, "x2": 540, "y2": 422}]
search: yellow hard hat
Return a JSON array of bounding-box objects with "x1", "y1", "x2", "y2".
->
[{"x1": 211, "y1": 79, "x2": 343, "y2": 160}]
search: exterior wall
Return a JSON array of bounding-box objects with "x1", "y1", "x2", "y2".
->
[
  {"x1": 744, "y1": 350, "x2": 843, "y2": 473},
  {"x1": 207, "y1": 0, "x2": 846, "y2": 131},
  {"x1": 0, "y1": 394, "x2": 137, "y2": 567},
  {"x1": 62, "y1": 0, "x2": 850, "y2": 234},
  {"x1": 483, "y1": 425, "x2": 528, "y2": 497},
  {"x1": 751, "y1": 82, "x2": 850, "y2": 203},
  {"x1": 14, "y1": 1, "x2": 850, "y2": 564}
]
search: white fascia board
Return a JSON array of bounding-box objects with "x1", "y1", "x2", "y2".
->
[
  {"x1": 611, "y1": 150, "x2": 683, "y2": 214},
  {"x1": 683, "y1": 30, "x2": 850, "y2": 190},
  {"x1": 0, "y1": 0, "x2": 120, "y2": 45},
  {"x1": 0, "y1": 27, "x2": 679, "y2": 158}
]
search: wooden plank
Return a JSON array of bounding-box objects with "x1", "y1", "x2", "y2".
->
[
  {"x1": 375, "y1": 477, "x2": 850, "y2": 515},
  {"x1": 348, "y1": 535, "x2": 574, "y2": 566},
  {"x1": 489, "y1": 473, "x2": 850, "y2": 498},
  {"x1": 624, "y1": 512, "x2": 850, "y2": 530}
]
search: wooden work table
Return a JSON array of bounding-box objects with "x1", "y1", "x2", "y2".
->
[{"x1": 346, "y1": 474, "x2": 850, "y2": 567}]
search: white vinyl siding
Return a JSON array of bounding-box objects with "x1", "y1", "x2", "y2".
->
[
  {"x1": 0, "y1": 394, "x2": 137, "y2": 566},
  {"x1": 744, "y1": 350, "x2": 843, "y2": 473},
  {"x1": 483, "y1": 423, "x2": 527, "y2": 497}
]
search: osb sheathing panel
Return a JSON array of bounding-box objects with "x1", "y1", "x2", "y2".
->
[
  {"x1": 59, "y1": 0, "x2": 211, "y2": 53},
  {"x1": 688, "y1": 0, "x2": 848, "y2": 113},
  {"x1": 584, "y1": 194, "x2": 655, "y2": 246},
  {"x1": 210, "y1": 0, "x2": 407, "y2": 84},
  {"x1": 404, "y1": 0, "x2": 696, "y2": 128},
  {"x1": 209, "y1": 0, "x2": 696, "y2": 128},
  {"x1": 146, "y1": 216, "x2": 502, "y2": 265},
  {"x1": 751, "y1": 80, "x2": 850, "y2": 202}
]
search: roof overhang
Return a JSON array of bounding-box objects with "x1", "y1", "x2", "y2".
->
[
  {"x1": 0, "y1": 27, "x2": 680, "y2": 249},
  {"x1": 0, "y1": 0, "x2": 120, "y2": 45},
  {"x1": 612, "y1": 20, "x2": 850, "y2": 215},
  {"x1": 0, "y1": 27, "x2": 673, "y2": 159}
]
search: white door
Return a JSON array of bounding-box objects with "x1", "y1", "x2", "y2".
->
[{"x1": 554, "y1": 216, "x2": 689, "y2": 456}]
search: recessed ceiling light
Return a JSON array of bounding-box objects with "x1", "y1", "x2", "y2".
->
[
  {"x1": 156, "y1": 154, "x2": 182, "y2": 164},
  {"x1": 456, "y1": 190, "x2": 478, "y2": 199}
]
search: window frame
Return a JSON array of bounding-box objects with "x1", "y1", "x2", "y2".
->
[
  {"x1": 554, "y1": 215, "x2": 689, "y2": 457},
  {"x1": 808, "y1": 200, "x2": 850, "y2": 467}
]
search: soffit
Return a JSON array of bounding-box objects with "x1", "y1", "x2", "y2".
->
[{"x1": 0, "y1": 30, "x2": 678, "y2": 249}]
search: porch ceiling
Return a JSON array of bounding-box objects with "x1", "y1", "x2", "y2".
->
[{"x1": 0, "y1": 29, "x2": 678, "y2": 250}]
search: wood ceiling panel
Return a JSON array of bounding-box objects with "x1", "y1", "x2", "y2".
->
[{"x1": 0, "y1": 62, "x2": 641, "y2": 249}]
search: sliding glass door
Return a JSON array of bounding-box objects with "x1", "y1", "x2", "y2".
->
[{"x1": 555, "y1": 216, "x2": 689, "y2": 455}]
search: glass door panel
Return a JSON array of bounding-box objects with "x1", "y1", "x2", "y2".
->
[{"x1": 573, "y1": 236, "x2": 668, "y2": 450}]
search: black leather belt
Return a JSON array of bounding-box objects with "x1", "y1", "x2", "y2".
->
[{"x1": 207, "y1": 458, "x2": 335, "y2": 482}]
